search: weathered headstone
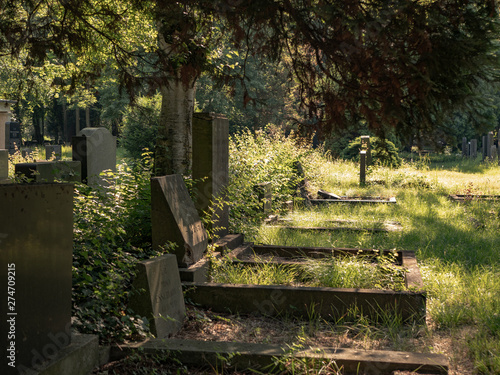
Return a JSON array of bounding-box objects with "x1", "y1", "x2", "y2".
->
[
  {"x1": 462, "y1": 137, "x2": 468, "y2": 157},
  {"x1": 45, "y1": 145, "x2": 62, "y2": 160},
  {"x1": 487, "y1": 132, "x2": 494, "y2": 159},
  {"x1": 129, "y1": 254, "x2": 186, "y2": 338},
  {"x1": 15, "y1": 161, "x2": 81, "y2": 183},
  {"x1": 0, "y1": 149, "x2": 8, "y2": 182},
  {"x1": 470, "y1": 139, "x2": 478, "y2": 159},
  {"x1": 192, "y1": 113, "x2": 229, "y2": 238},
  {"x1": 5, "y1": 122, "x2": 21, "y2": 154},
  {"x1": 72, "y1": 127, "x2": 116, "y2": 186},
  {"x1": 360, "y1": 135, "x2": 372, "y2": 165},
  {"x1": 0, "y1": 183, "x2": 73, "y2": 373},
  {"x1": 151, "y1": 174, "x2": 208, "y2": 266},
  {"x1": 491, "y1": 145, "x2": 498, "y2": 161},
  {"x1": 360, "y1": 150, "x2": 366, "y2": 185},
  {"x1": 254, "y1": 182, "x2": 272, "y2": 214},
  {"x1": 482, "y1": 135, "x2": 487, "y2": 161},
  {"x1": 0, "y1": 100, "x2": 16, "y2": 150}
]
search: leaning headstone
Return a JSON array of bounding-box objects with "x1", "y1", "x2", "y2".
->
[
  {"x1": 15, "y1": 161, "x2": 81, "y2": 183},
  {"x1": 129, "y1": 254, "x2": 186, "y2": 338},
  {"x1": 192, "y1": 113, "x2": 229, "y2": 238},
  {"x1": 0, "y1": 183, "x2": 73, "y2": 373},
  {"x1": 45, "y1": 144, "x2": 62, "y2": 160},
  {"x1": 151, "y1": 174, "x2": 208, "y2": 266},
  {"x1": 0, "y1": 149, "x2": 8, "y2": 182},
  {"x1": 72, "y1": 127, "x2": 116, "y2": 186},
  {"x1": 360, "y1": 150, "x2": 366, "y2": 185}
]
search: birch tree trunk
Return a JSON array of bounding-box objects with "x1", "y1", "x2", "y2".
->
[{"x1": 154, "y1": 76, "x2": 195, "y2": 176}]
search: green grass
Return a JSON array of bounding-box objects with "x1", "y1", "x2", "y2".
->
[{"x1": 238, "y1": 152, "x2": 500, "y2": 374}]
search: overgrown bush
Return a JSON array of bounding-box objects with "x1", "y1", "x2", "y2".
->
[
  {"x1": 227, "y1": 128, "x2": 328, "y2": 234},
  {"x1": 341, "y1": 136, "x2": 402, "y2": 168},
  {"x1": 120, "y1": 94, "x2": 161, "y2": 159},
  {"x1": 72, "y1": 152, "x2": 165, "y2": 343}
]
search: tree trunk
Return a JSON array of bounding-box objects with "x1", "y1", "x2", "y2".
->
[{"x1": 154, "y1": 77, "x2": 195, "y2": 176}]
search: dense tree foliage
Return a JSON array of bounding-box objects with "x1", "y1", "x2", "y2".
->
[{"x1": 1, "y1": 0, "x2": 499, "y2": 169}]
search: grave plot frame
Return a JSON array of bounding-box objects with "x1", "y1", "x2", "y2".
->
[
  {"x1": 184, "y1": 244, "x2": 426, "y2": 323},
  {"x1": 448, "y1": 194, "x2": 500, "y2": 202}
]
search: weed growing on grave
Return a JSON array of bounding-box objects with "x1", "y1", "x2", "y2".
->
[{"x1": 72, "y1": 151, "x2": 167, "y2": 343}]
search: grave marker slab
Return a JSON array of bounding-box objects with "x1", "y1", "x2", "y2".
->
[
  {"x1": 45, "y1": 145, "x2": 62, "y2": 160},
  {"x1": 15, "y1": 161, "x2": 81, "y2": 183},
  {"x1": 129, "y1": 254, "x2": 186, "y2": 338},
  {"x1": 6, "y1": 122, "x2": 21, "y2": 154},
  {"x1": 151, "y1": 175, "x2": 208, "y2": 266},
  {"x1": 0, "y1": 100, "x2": 16, "y2": 149},
  {"x1": 192, "y1": 113, "x2": 229, "y2": 238},
  {"x1": 0, "y1": 149, "x2": 8, "y2": 182},
  {"x1": 72, "y1": 127, "x2": 116, "y2": 186},
  {"x1": 0, "y1": 183, "x2": 73, "y2": 373}
]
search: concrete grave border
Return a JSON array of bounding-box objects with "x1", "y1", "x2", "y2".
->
[
  {"x1": 448, "y1": 194, "x2": 500, "y2": 202},
  {"x1": 184, "y1": 245, "x2": 426, "y2": 324},
  {"x1": 109, "y1": 338, "x2": 448, "y2": 374}
]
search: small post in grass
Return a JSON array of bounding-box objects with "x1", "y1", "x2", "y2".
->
[
  {"x1": 360, "y1": 135, "x2": 372, "y2": 165},
  {"x1": 360, "y1": 150, "x2": 366, "y2": 186}
]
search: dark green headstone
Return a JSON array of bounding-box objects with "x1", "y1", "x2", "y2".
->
[
  {"x1": 129, "y1": 254, "x2": 186, "y2": 338},
  {"x1": 0, "y1": 183, "x2": 73, "y2": 373},
  {"x1": 151, "y1": 175, "x2": 208, "y2": 266},
  {"x1": 192, "y1": 113, "x2": 229, "y2": 238}
]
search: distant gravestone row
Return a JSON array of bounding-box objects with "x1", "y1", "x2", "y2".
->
[{"x1": 463, "y1": 132, "x2": 500, "y2": 164}]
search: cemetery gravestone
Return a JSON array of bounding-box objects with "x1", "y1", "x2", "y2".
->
[
  {"x1": 360, "y1": 150, "x2": 366, "y2": 185},
  {"x1": 72, "y1": 127, "x2": 116, "y2": 186},
  {"x1": 0, "y1": 100, "x2": 16, "y2": 150},
  {"x1": 192, "y1": 113, "x2": 229, "y2": 238},
  {"x1": 151, "y1": 174, "x2": 208, "y2": 266},
  {"x1": 470, "y1": 139, "x2": 478, "y2": 159},
  {"x1": 129, "y1": 254, "x2": 186, "y2": 338},
  {"x1": 254, "y1": 182, "x2": 272, "y2": 214},
  {"x1": 0, "y1": 149, "x2": 8, "y2": 182},
  {"x1": 462, "y1": 137, "x2": 468, "y2": 157},
  {"x1": 0, "y1": 183, "x2": 73, "y2": 373},
  {"x1": 15, "y1": 161, "x2": 81, "y2": 183},
  {"x1": 6, "y1": 122, "x2": 21, "y2": 154},
  {"x1": 45, "y1": 145, "x2": 62, "y2": 160},
  {"x1": 360, "y1": 135, "x2": 372, "y2": 165}
]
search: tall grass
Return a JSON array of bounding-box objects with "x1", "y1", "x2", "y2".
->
[{"x1": 230, "y1": 132, "x2": 500, "y2": 374}]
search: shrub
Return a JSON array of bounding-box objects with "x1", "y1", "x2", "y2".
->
[
  {"x1": 341, "y1": 136, "x2": 402, "y2": 168},
  {"x1": 72, "y1": 152, "x2": 166, "y2": 343}
]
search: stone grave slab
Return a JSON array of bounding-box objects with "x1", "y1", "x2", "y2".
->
[
  {"x1": 15, "y1": 161, "x2": 81, "y2": 183},
  {"x1": 0, "y1": 149, "x2": 8, "y2": 182},
  {"x1": 129, "y1": 254, "x2": 186, "y2": 338},
  {"x1": 0, "y1": 183, "x2": 73, "y2": 373},
  {"x1": 192, "y1": 113, "x2": 229, "y2": 238},
  {"x1": 72, "y1": 127, "x2": 116, "y2": 186},
  {"x1": 45, "y1": 145, "x2": 62, "y2": 160},
  {"x1": 151, "y1": 175, "x2": 208, "y2": 266}
]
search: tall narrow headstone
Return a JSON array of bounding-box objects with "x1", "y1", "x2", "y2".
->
[
  {"x1": 72, "y1": 127, "x2": 116, "y2": 186},
  {"x1": 462, "y1": 137, "x2": 468, "y2": 157},
  {"x1": 129, "y1": 254, "x2": 186, "y2": 338},
  {"x1": 0, "y1": 149, "x2": 8, "y2": 182},
  {"x1": 482, "y1": 135, "x2": 487, "y2": 161},
  {"x1": 192, "y1": 113, "x2": 229, "y2": 238},
  {"x1": 360, "y1": 150, "x2": 366, "y2": 185},
  {"x1": 5, "y1": 122, "x2": 21, "y2": 154},
  {"x1": 0, "y1": 183, "x2": 73, "y2": 373},
  {"x1": 491, "y1": 145, "x2": 498, "y2": 161},
  {"x1": 254, "y1": 182, "x2": 272, "y2": 214},
  {"x1": 470, "y1": 139, "x2": 478, "y2": 159},
  {"x1": 487, "y1": 132, "x2": 494, "y2": 159},
  {"x1": 151, "y1": 175, "x2": 208, "y2": 266},
  {"x1": 0, "y1": 100, "x2": 16, "y2": 150}
]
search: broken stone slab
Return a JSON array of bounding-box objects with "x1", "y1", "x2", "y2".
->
[
  {"x1": 128, "y1": 254, "x2": 186, "y2": 338},
  {"x1": 151, "y1": 174, "x2": 208, "y2": 266},
  {"x1": 110, "y1": 338, "x2": 448, "y2": 374},
  {"x1": 317, "y1": 189, "x2": 341, "y2": 199}
]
